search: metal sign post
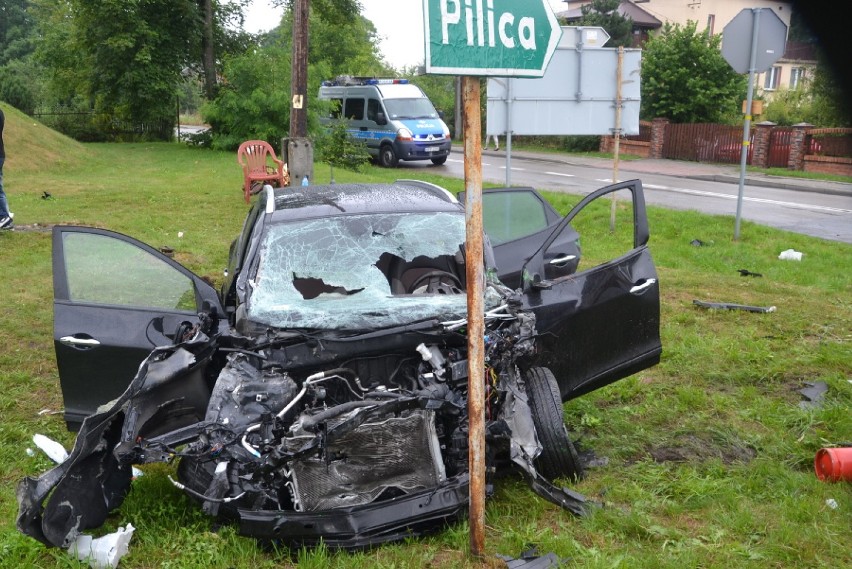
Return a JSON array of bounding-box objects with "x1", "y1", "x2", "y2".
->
[
  {"x1": 461, "y1": 76, "x2": 485, "y2": 558},
  {"x1": 610, "y1": 46, "x2": 624, "y2": 232},
  {"x1": 734, "y1": 11, "x2": 761, "y2": 241},
  {"x1": 722, "y1": 8, "x2": 788, "y2": 240},
  {"x1": 421, "y1": 0, "x2": 562, "y2": 557}
]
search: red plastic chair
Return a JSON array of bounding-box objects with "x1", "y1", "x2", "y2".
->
[{"x1": 237, "y1": 140, "x2": 289, "y2": 202}]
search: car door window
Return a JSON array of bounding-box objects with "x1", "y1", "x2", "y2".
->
[
  {"x1": 552, "y1": 189, "x2": 636, "y2": 274},
  {"x1": 62, "y1": 232, "x2": 197, "y2": 311},
  {"x1": 482, "y1": 191, "x2": 549, "y2": 245}
]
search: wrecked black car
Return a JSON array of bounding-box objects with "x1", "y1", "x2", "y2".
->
[{"x1": 19, "y1": 180, "x2": 661, "y2": 550}]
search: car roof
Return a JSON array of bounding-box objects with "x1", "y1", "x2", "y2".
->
[{"x1": 266, "y1": 181, "x2": 462, "y2": 222}]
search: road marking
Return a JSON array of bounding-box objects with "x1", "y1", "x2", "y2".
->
[
  {"x1": 596, "y1": 178, "x2": 622, "y2": 183},
  {"x1": 643, "y1": 183, "x2": 669, "y2": 190},
  {"x1": 664, "y1": 187, "x2": 852, "y2": 214},
  {"x1": 500, "y1": 167, "x2": 526, "y2": 171},
  {"x1": 545, "y1": 172, "x2": 575, "y2": 178},
  {"x1": 447, "y1": 158, "x2": 492, "y2": 167}
]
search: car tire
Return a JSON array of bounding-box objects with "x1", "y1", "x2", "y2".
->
[
  {"x1": 379, "y1": 145, "x2": 398, "y2": 168},
  {"x1": 431, "y1": 156, "x2": 447, "y2": 166},
  {"x1": 523, "y1": 366, "x2": 584, "y2": 481}
]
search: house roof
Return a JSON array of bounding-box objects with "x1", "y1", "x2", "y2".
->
[{"x1": 557, "y1": 1, "x2": 662, "y2": 29}]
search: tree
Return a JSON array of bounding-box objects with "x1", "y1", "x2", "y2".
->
[
  {"x1": 807, "y1": 54, "x2": 851, "y2": 127},
  {"x1": 0, "y1": 0, "x2": 42, "y2": 112},
  {"x1": 640, "y1": 21, "x2": 746, "y2": 124},
  {"x1": 575, "y1": 0, "x2": 633, "y2": 48},
  {"x1": 201, "y1": 3, "x2": 387, "y2": 151},
  {"x1": 201, "y1": 44, "x2": 295, "y2": 150},
  {"x1": 70, "y1": 0, "x2": 196, "y2": 135},
  {"x1": 26, "y1": 0, "x2": 255, "y2": 138}
]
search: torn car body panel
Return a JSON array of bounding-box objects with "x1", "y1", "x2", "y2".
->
[{"x1": 20, "y1": 181, "x2": 660, "y2": 550}]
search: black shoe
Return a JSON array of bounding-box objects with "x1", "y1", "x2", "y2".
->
[{"x1": 0, "y1": 216, "x2": 13, "y2": 230}]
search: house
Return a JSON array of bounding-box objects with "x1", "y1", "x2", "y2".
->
[
  {"x1": 556, "y1": 1, "x2": 662, "y2": 46},
  {"x1": 557, "y1": 1, "x2": 812, "y2": 96}
]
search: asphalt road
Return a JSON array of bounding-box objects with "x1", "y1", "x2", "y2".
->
[{"x1": 394, "y1": 151, "x2": 852, "y2": 244}]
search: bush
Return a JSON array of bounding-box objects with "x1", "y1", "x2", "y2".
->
[
  {"x1": 0, "y1": 65, "x2": 37, "y2": 115},
  {"x1": 315, "y1": 118, "x2": 371, "y2": 172}
]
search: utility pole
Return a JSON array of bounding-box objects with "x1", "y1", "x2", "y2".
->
[{"x1": 286, "y1": 0, "x2": 313, "y2": 186}]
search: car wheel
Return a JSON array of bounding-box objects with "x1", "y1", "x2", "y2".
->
[
  {"x1": 431, "y1": 156, "x2": 447, "y2": 166},
  {"x1": 523, "y1": 366, "x2": 584, "y2": 481},
  {"x1": 379, "y1": 145, "x2": 398, "y2": 167}
]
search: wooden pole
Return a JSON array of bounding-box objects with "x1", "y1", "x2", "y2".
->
[
  {"x1": 290, "y1": 0, "x2": 309, "y2": 140},
  {"x1": 610, "y1": 46, "x2": 624, "y2": 232}
]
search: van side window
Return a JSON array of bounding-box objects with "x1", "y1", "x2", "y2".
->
[
  {"x1": 329, "y1": 99, "x2": 342, "y2": 118},
  {"x1": 344, "y1": 98, "x2": 365, "y2": 120},
  {"x1": 367, "y1": 98, "x2": 381, "y2": 123}
]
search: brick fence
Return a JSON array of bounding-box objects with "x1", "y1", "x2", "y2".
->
[{"x1": 600, "y1": 120, "x2": 852, "y2": 176}]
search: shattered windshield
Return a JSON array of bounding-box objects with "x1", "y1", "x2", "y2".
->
[
  {"x1": 247, "y1": 212, "x2": 474, "y2": 330},
  {"x1": 383, "y1": 98, "x2": 438, "y2": 120}
]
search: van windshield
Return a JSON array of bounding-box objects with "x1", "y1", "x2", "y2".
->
[{"x1": 383, "y1": 98, "x2": 438, "y2": 120}]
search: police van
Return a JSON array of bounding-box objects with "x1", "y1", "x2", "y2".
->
[{"x1": 318, "y1": 77, "x2": 452, "y2": 167}]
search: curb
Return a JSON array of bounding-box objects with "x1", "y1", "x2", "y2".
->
[
  {"x1": 470, "y1": 148, "x2": 852, "y2": 198},
  {"x1": 684, "y1": 174, "x2": 852, "y2": 197}
]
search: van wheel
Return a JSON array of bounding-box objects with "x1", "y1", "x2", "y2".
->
[
  {"x1": 523, "y1": 366, "x2": 584, "y2": 481},
  {"x1": 379, "y1": 145, "x2": 398, "y2": 167},
  {"x1": 431, "y1": 156, "x2": 447, "y2": 166}
]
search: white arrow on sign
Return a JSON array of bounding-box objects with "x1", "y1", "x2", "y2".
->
[{"x1": 423, "y1": 0, "x2": 563, "y2": 77}]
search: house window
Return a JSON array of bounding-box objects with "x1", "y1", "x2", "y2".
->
[
  {"x1": 707, "y1": 14, "x2": 715, "y2": 35},
  {"x1": 790, "y1": 67, "x2": 806, "y2": 89},
  {"x1": 764, "y1": 67, "x2": 781, "y2": 90}
]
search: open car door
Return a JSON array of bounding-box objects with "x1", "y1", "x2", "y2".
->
[
  {"x1": 52, "y1": 226, "x2": 224, "y2": 429},
  {"x1": 487, "y1": 181, "x2": 661, "y2": 401}
]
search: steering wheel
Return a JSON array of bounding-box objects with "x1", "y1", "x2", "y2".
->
[{"x1": 407, "y1": 270, "x2": 463, "y2": 294}]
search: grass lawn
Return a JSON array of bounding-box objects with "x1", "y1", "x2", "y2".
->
[{"x1": 1, "y1": 108, "x2": 850, "y2": 568}]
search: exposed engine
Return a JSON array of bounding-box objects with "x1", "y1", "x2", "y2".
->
[{"x1": 171, "y1": 308, "x2": 538, "y2": 519}]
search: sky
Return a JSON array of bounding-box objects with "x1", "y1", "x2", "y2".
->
[{"x1": 244, "y1": 0, "x2": 570, "y2": 70}]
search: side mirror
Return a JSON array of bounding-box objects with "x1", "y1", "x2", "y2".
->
[
  {"x1": 376, "y1": 112, "x2": 387, "y2": 126},
  {"x1": 438, "y1": 110, "x2": 445, "y2": 120}
]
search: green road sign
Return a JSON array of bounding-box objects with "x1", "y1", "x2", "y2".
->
[{"x1": 423, "y1": 0, "x2": 562, "y2": 77}]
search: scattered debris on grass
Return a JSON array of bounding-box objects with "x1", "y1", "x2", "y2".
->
[
  {"x1": 778, "y1": 249, "x2": 803, "y2": 261},
  {"x1": 497, "y1": 546, "x2": 566, "y2": 568},
  {"x1": 690, "y1": 239, "x2": 710, "y2": 247},
  {"x1": 798, "y1": 381, "x2": 828, "y2": 409},
  {"x1": 693, "y1": 300, "x2": 776, "y2": 313},
  {"x1": 737, "y1": 269, "x2": 763, "y2": 277},
  {"x1": 32, "y1": 434, "x2": 68, "y2": 464},
  {"x1": 70, "y1": 523, "x2": 135, "y2": 569}
]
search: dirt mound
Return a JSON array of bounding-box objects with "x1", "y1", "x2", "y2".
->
[{"x1": 1, "y1": 102, "x2": 91, "y2": 174}]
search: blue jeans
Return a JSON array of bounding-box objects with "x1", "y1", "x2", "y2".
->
[{"x1": 0, "y1": 159, "x2": 8, "y2": 218}]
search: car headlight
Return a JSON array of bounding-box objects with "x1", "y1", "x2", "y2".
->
[{"x1": 397, "y1": 128, "x2": 413, "y2": 141}]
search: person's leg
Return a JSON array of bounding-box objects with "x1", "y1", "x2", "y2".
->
[
  {"x1": 0, "y1": 160, "x2": 12, "y2": 229},
  {"x1": 0, "y1": 161, "x2": 9, "y2": 218}
]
